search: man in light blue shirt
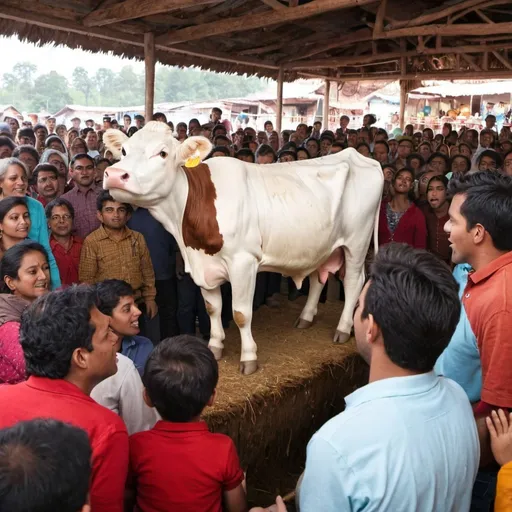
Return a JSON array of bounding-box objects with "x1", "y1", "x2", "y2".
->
[{"x1": 299, "y1": 244, "x2": 479, "y2": 512}]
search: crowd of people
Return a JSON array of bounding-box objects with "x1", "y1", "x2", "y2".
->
[{"x1": 0, "y1": 107, "x2": 511, "y2": 511}]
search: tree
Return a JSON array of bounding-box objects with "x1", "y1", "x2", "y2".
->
[
  {"x1": 32, "y1": 71, "x2": 72, "y2": 113},
  {"x1": 94, "y1": 68, "x2": 116, "y2": 105},
  {"x1": 13, "y1": 62, "x2": 37, "y2": 88},
  {"x1": 72, "y1": 67, "x2": 94, "y2": 106}
]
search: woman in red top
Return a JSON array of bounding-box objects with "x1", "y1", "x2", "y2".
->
[
  {"x1": 0, "y1": 241, "x2": 50, "y2": 384},
  {"x1": 378, "y1": 168, "x2": 427, "y2": 249}
]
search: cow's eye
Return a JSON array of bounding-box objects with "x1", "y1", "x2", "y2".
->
[
  {"x1": 160, "y1": 150, "x2": 168, "y2": 159},
  {"x1": 121, "y1": 148, "x2": 126, "y2": 156}
]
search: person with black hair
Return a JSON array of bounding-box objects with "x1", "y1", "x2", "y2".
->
[
  {"x1": 305, "y1": 137, "x2": 320, "y2": 158},
  {"x1": 210, "y1": 145, "x2": 231, "y2": 158},
  {"x1": 79, "y1": 190, "x2": 157, "y2": 324},
  {"x1": 16, "y1": 127, "x2": 36, "y2": 146},
  {"x1": 128, "y1": 335, "x2": 246, "y2": 512},
  {"x1": 438, "y1": 171, "x2": 512, "y2": 509},
  {"x1": 13, "y1": 145, "x2": 40, "y2": 180},
  {"x1": 34, "y1": 163, "x2": 60, "y2": 206},
  {"x1": 278, "y1": 148, "x2": 297, "y2": 162},
  {"x1": 355, "y1": 142, "x2": 370, "y2": 158},
  {"x1": 426, "y1": 151, "x2": 450, "y2": 174},
  {"x1": 477, "y1": 149, "x2": 502, "y2": 172},
  {"x1": 329, "y1": 141, "x2": 344, "y2": 154},
  {"x1": 0, "y1": 419, "x2": 92, "y2": 512},
  {"x1": 0, "y1": 241, "x2": 49, "y2": 384},
  {"x1": 320, "y1": 133, "x2": 333, "y2": 156},
  {"x1": 256, "y1": 144, "x2": 276, "y2": 164},
  {"x1": 299, "y1": 243, "x2": 478, "y2": 512},
  {"x1": 0, "y1": 135, "x2": 16, "y2": 159},
  {"x1": 0, "y1": 285, "x2": 128, "y2": 512},
  {"x1": 373, "y1": 140, "x2": 389, "y2": 164},
  {"x1": 235, "y1": 148, "x2": 255, "y2": 163}
]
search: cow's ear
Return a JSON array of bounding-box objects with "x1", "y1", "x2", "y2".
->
[
  {"x1": 103, "y1": 129, "x2": 129, "y2": 160},
  {"x1": 178, "y1": 136, "x2": 213, "y2": 165}
]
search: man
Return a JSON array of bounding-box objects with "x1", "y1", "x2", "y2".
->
[
  {"x1": 373, "y1": 140, "x2": 389, "y2": 164},
  {"x1": 440, "y1": 171, "x2": 512, "y2": 509},
  {"x1": 299, "y1": 243, "x2": 479, "y2": 512},
  {"x1": 478, "y1": 149, "x2": 502, "y2": 172},
  {"x1": 0, "y1": 419, "x2": 92, "y2": 512},
  {"x1": 336, "y1": 115, "x2": 350, "y2": 139},
  {"x1": 102, "y1": 116, "x2": 112, "y2": 130},
  {"x1": 135, "y1": 115, "x2": 145, "y2": 129},
  {"x1": 95, "y1": 279, "x2": 154, "y2": 375},
  {"x1": 210, "y1": 107, "x2": 222, "y2": 125},
  {"x1": 85, "y1": 130, "x2": 100, "y2": 159},
  {"x1": 34, "y1": 163, "x2": 60, "y2": 207},
  {"x1": 79, "y1": 190, "x2": 157, "y2": 322},
  {"x1": 421, "y1": 174, "x2": 451, "y2": 265},
  {"x1": 16, "y1": 127, "x2": 36, "y2": 146},
  {"x1": 394, "y1": 137, "x2": 414, "y2": 170},
  {"x1": 388, "y1": 138, "x2": 398, "y2": 161},
  {"x1": 123, "y1": 114, "x2": 132, "y2": 133},
  {"x1": 61, "y1": 153, "x2": 101, "y2": 239},
  {"x1": 45, "y1": 116, "x2": 56, "y2": 135},
  {"x1": 486, "y1": 114, "x2": 497, "y2": 131},
  {"x1": 0, "y1": 136, "x2": 16, "y2": 159},
  {"x1": 85, "y1": 119, "x2": 95, "y2": 128},
  {"x1": 12, "y1": 145, "x2": 39, "y2": 179},
  {"x1": 46, "y1": 198, "x2": 83, "y2": 286},
  {"x1": 0, "y1": 286, "x2": 128, "y2": 512},
  {"x1": 71, "y1": 117, "x2": 81, "y2": 130},
  {"x1": 346, "y1": 129, "x2": 357, "y2": 148},
  {"x1": 311, "y1": 121, "x2": 322, "y2": 140}
]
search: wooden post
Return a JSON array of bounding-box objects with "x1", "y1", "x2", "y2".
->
[
  {"x1": 323, "y1": 79, "x2": 331, "y2": 130},
  {"x1": 399, "y1": 79, "x2": 407, "y2": 130},
  {"x1": 276, "y1": 66, "x2": 284, "y2": 134},
  {"x1": 144, "y1": 32, "x2": 155, "y2": 121}
]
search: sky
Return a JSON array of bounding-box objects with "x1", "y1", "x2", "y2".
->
[{"x1": 2, "y1": 35, "x2": 146, "y2": 78}]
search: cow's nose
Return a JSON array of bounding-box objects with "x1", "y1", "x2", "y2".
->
[{"x1": 104, "y1": 167, "x2": 130, "y2": 189}]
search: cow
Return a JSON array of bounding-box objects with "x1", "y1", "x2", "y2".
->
[{"x1": 103, "y1": 122, "x2": 383, "y2": 375}]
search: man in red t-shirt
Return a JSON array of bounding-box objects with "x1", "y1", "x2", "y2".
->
[
  {"x1": 128, "y1": 335, "x2": 246, "y2": 512},
  {"x1": 0, "y1": 286, "x2": 128, "y2": 512}
]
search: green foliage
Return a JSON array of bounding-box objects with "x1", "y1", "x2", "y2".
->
[{"x1": 0, "y1": 61, "x2": 268, "y2": 114}]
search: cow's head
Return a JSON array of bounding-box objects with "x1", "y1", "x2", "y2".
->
[{"x1": 103, "y1": 121, "x2": 212, "y2": 206}]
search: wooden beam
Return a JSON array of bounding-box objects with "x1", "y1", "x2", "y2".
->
[
  {"x1": 260, "y1": 0, "x2": 286, "y2": 10},
  {"x1": 493, "y1": 50, "x2": 512, "y2": 69},
  {"x1": 144, "y1": 32, "x2": 155, "y2": 120},
  {"x1": 475, "y1": 8, "x2": 494, "y2": 23},
  {"x1": 83, "y1": 0, "x2": 220, "y2": 27},
  {"x1": 461, "y1": 53, "x2": 482, "y2": 71},
  {"x1": 399, "y1": 79, "x2": 407, "y2": 129},
  {"x1": 156, "y1": 0, "x2": 379, "y2": 46},
  {"x1": 374, "y1": 0, "x2": 388, "y2": 37},
  {"x1": 276, "y1": 67, "x2": 284, "y2": 134},
  {"x1": 482, "y1": 51, "x2": 489, "y2": 70},
  {"x1": 449, "y1": 0, "x2": 511, "y2": 23},
  {"x1": 376, "y1": 22, "x2": 512, "y2": 39},
  {"x1": 323, "y1": 79, "x2": 331, "y2": 130}
]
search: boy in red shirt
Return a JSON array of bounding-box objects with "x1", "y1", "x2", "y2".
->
[{"x1": 129, "y1": 335, "x2": 247, "y2": 512}]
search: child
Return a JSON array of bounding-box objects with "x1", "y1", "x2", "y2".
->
[{"x1": 129, "y1": 335, "x2": 247, "y2": 512}]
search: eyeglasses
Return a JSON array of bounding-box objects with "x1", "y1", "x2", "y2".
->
[
  {"x1": 51, "y1": 214, "x2": 72, "y2": 221},
  {"x1": 38, "y1": 176, "x2": 58, "y2": 184}
]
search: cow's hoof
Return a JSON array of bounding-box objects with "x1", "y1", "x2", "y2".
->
[
  {"x1": 240, "y1": 360, "x2": 258, "y2": 375},
  {"x1": 209, "y1": 346, "x2": 223, "y2": 360},
  {"x1": 333, "y1": 330, "x2": 351, "y2": 344},
  {"x1": 294, "y1": 317, "x2": 313, "y2": 329}
]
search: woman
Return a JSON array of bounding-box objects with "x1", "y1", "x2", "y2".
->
[
  {"x1": 356, "y1": 142, "x2": 371, "y2": 158},
  {"x1": 296, "y1": 147, "x2": 310, "y2": 161},
  {"x1": 378, "y1": 168, "x2": 426, "y2": 249},
  {"x1": 449, "y1": 155, "x2": 471, "y2": 176},
  {"x1": 426, "y1": 152, "x2": 450, "y2": 175},
  {"x1": 305, "y1": 138, "x2": 320, "y2": 158},
  {"x1": 437, "y1": 143, "x2": 450, "y2": 156},
  {"x1": 45, "y1": 135, "x2": 67, "y2": 154},
  {"x1": 0, "y1": 241, "x2": 50, "y2": 384},
  {"x1": 0, "y1": 159, "x2": 60, "y2": 288},
  {"x1": 69, "y1": 137, "x2": 88, "y2": 157},
  {"x1": 56, "y1": 124, "x2": 68, "y2": 143},
  {"x1": 457, "y1": 142, "x2": 473, "y2": 159},
  {"x1": 418, "y1": 142, "x2": 432, "y2": 161},
  {"x1": 0, "y1": 197, "x2": 31, "y2": 258},
  {"x1": 40, "y1": 149, "x2": 69, "y2": 195},
  {"x1": 67, "y1": 129, "x2": 79, "y2": 149}
]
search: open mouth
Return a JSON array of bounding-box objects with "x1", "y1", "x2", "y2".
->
[{"x1": 130, "y1": 321, "x2": 139, "y2": 329}]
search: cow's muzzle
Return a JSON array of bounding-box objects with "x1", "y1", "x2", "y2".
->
[{"x1": 104, "y1": 167, "x2": 130, "y2": 189}]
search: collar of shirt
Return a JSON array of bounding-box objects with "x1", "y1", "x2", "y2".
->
[
  {"x1": 97, "y1": 224, "x2": 133, "y2": 242},
  {"x1": 25, "y1": 376, "x2": 94, "y2": 403},
  {"x1": 152, "y1": 420, "x2": 209, "y2": 433},
  {"x1": 345, "y1": 371, "x2": 439, "y2": 409},
  {"x1": 469, "y1": 251, "x2": 512, "y2": 285},
  {"x1": 72, "y1": 183, "x2": 99, "y2": 196},
  {"x1": 50, "y1": 234, "x2": 79, "y2": 251}
]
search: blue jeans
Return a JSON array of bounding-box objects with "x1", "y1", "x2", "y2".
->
[{"x1": 470, "y1": 470, "x2": 497, "y2": 512}]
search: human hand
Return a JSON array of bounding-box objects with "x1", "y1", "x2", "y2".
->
[
  {"x1": 249, "y1": 495, "x2": 287, "y2": 512},
  {"x1": 486, "y1": 409, "x2": 512, "y2": 466},
  {"x1": 145, "y1": 300, "x2": 158, "y2": 319}
]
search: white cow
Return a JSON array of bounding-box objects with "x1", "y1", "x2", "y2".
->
[{"x1": 103, "y1": 122, "x2": 383, "y2": 375}]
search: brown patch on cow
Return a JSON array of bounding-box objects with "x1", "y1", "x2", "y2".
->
[
  {"x1": 182, "y1": 163, "x2": 224, "y2": 256},
  {"x1": 205, "y1": 300, "x2": 215, "y2": 315},
  {"x1": 233, "y1": 310, "x2": 246, "y2": 328}
]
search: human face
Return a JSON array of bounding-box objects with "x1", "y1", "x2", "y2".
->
[
  {"x1": 480, "y1": 132, "x2": 493, "y2": 148},
  {"x1": 269, "y1": 133, "x2": 279, "y2": 152},
  {"x1": 419, "y1": 144, "x2": 431, "y2": 160},
  {"x1": 211, "y1": 109, "x2": 221, "y2": 123},
  {"x1": 97, "y1": 200, "x2": 130, "y2": 230},
  {"x1": 48, "y1": 205, "x2": 73, "y2": 237},
  {"x1": 428, "y1": 156, "x2": 447, "y2": 174},
  {"x1": 423, "y1": 129, "x2": 433, "y2": 141},
  {"x1": 264, "y1": 122, "x2": 273, "y2": 133},
  {"x1": 289, "y1": 133, "x2": 299, "y2": 144},
  {"x1": 8, "y1": 118, "x2": 19, "y2": 136},
  {"x1": 388, "y1": 139, "x2": 397, "y2": 155},
  {"x1": 0, "y1": 145, "x2": 13, "y2": 159},
  {"x1": 405, "y1": 125, "x2": 414, "y2": 137},
  {"x1": 85, "y1": 131, "x2": 98, "y2": 150},
  {"x1": 419, "y1": 171, "x2": 436, "y2": 199},
  {"x1": 357, "y1": 131, "x2": 369, "y2": 144},
  {"x1": 353, "y1": 282, "x2": 372, "y2": 364},
  {"x1": 427, "y1": 179, "x2": 447, "y2": 210},
  {"x1": 479, "y1": 155, "x2": 497, "y2": 172},
  {"x1": 257, "y1": 154, "x2": 274, "y2": 165},
  {"x1": 306, "y1": 139, "x2": 319, "y2": 157},
  {"x1": 4, "y1": 250, "x2": 49, "y2": 302},
  {"x1": 109, "y1": 295, "x2": 142, "y2": 337},
  {"x1": 393, "y1": 171, "x2": 413, "y2": 195},
  {"x1": 445, "y1": 193, "x2": 477, "y2": 265},
  {"x1": 46, "y1": 119, "x2": 56, "y2": 133},
  {"x1": 57, "y1": 127, "x2": 67, "y2": 139},
  {"x1": 18, "y1": 135, "x2": 34, "y2": 146},
  {"x1": 330, "y1": 145, "x2": 342, "y2": 154},
  {"x1": 96, "y1": 161, "x2": 109, "y2": 184},
  {"x1": 459, "y1": 144, "x2": 472, "y2": 158},
  {"x1": 18, "y1": 152, "x2": 38, "y2": 175},
  {"x1": 237, "y1": 154, "x2": 254, "y2": 163},
  {"x1": 486, "y1": 117, "x2": 496, "y2": 129},
  {"x1": 48, "y1": 155, "x2": 67, "y2": 181},
  {"x1": 35, "y1": 128, "x2": 47, "y2": 142},
  {"x1": 438, "y1": 144, "x2": 449, "y2": 156},
  {"x1": 450, "y1": 145, "x2": 459, "y2": 156},
  {"x1": 397, "y1": 142, "x2": 412, "y2": 159},
  {"x1": 442, "y1": 125, "x2": 450, "y2": 138},
  {"x1": 49, "y1": 140, "x2": 65, "y2": 153},
  {"x1": 124, "y1": 116, "x2": 131, "y2": 129},
  {"x1": 71, "y1": 158, "x2": 95, "y2": 188},
  {"x1": 340, "y1": 117, "x2": 349, "y2": 129},
  {"x1": 1, "y1": 165, "x2": 28, "y2": 197},
  {"x1": 257, "y1": 132, "x2": 267, "y2": 145},
  {"x1": 504, "y1": 153, "x2": 512, "y2": 177},
  {"x1": 320, "y1": 138, "x2": 332, "y2": 155},
  {"x1": 0, "y1": 204, "x2": 31, "y2": 242},
  {"x1": 37, "y1": 171, "x2": 59, "y2": 200},
  {"x1": 71, "y1": 140, "x2": 87, "y2": 156},
  {"x1": 451, "y1": 156, "x2": 469, "y2": 174},
  {"x1": 279, "y1": 153, "x2": 295, "y2": 163},
  {"x1": 383, "y1": 166, "x2": 394, "y2": 182},
  {"x1": 72, "y1": 119, "x2": 81, "y2": 130},
  {"x1": 347, "y1": 133, "x2": 357, "y2": 147},
  {"x1": 297, "y1": 150, "x2": 309, "y2": 161},
  {"x1": 357, "y1": 145, "x2": 370, "y2": 157}
]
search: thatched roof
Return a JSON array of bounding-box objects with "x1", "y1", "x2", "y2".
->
[{"x1": 1, "y1": 0, "x2": 512, "y2": 82}]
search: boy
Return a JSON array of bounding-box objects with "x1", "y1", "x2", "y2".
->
[{"x1": 129, "y1": 335, "x2": 247, "y2": 512}]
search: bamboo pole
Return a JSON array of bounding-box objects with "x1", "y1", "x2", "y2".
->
[
  {"x1": 144, "y1": 32, "x2": 155, "y2": 121},
  {"x1": 276, "y1": 66, "x2": 284, "y2": 134}
]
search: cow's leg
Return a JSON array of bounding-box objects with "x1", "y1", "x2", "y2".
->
[
  {"x1": 334, "y1": 250, "x2": 365, "y2": 344},
  {"x1": 201, "y1": 286, "x2": 225, "y2": 360},
  {"x1": 228, "y1": 254, "x2": 258, "y2": 375},
  {"x1": 295, "y1": 270, "x2": 324, "y2": 329}
]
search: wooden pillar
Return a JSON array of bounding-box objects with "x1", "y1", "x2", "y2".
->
[
  {"x1": 323, "y1": 79, "x2": 331, "y2": 130},
  {"x1": 276, "y1": 66, "x2": 284, "y2": 134},
  {"x1": 399, "y1": 79, "x2": 407, "y2": 130},
  {"x1": 144, "y1": 32, "x2": 156, "y2": 121}
]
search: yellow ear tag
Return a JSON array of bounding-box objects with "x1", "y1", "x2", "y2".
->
[{"x1": 185, "y1": 150, "x2": 201, "y2": 168}]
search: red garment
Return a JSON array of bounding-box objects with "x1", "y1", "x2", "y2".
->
[
  {"x1": 0, "y1": 376, "x2": 128, "y2": 512},
  {"x1": 378, "y1": 201, "x2": 427, "y2": 249},
  {"x1": 421, "y1": 206, "x2": 451, "y2": 264},
  {"x1": 50, "y1": 235, "x2": 83, "y2": 286},
  {"x1": 36, "y1": 195, "x2": 50, "y2": 208},
  {"x1": 0, "y1": 322, "x2": 25, "y2": 384},
  {"x1": 129, "y1": 420, "x2": 244, "y2": 512}
]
